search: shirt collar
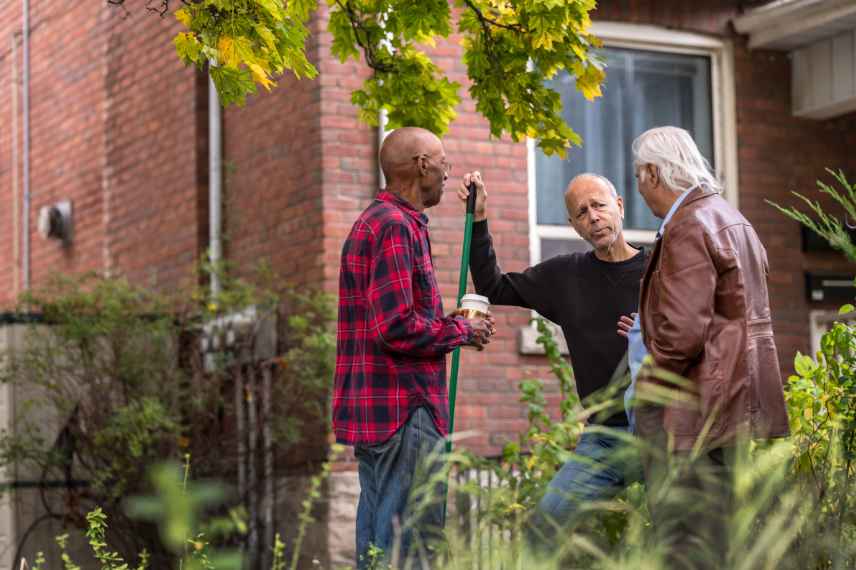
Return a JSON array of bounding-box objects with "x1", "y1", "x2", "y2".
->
[
  {"x1": 657, "y1": 186, "x2": 696, "y2": 238},
  {"x1": 377, "y1": 191, "x2": 429, "y2": 227}
]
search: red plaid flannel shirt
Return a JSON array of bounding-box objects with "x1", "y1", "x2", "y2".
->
[{"x1": 333, "y1": 192, "x2": 474, "y2": 446}]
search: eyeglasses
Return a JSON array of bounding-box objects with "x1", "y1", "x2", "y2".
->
[{"x1": 413, "y1": 153, "x2": 452, "y2": 175}]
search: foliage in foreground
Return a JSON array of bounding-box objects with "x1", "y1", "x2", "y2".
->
[
  {"x1": 2, "y1": 271, "x2": 336, "y2": 565},
  {"x1": 33, "y1": 307, "x2": 850, "y2": 570}
]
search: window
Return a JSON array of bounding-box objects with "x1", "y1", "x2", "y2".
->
[{"x1": 527, "y1": 23, "x2": 738, "y2": 262}]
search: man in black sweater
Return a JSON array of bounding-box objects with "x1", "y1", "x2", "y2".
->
[{"x1": 458, "y1": 171, "x2": 646, "y2": 549}]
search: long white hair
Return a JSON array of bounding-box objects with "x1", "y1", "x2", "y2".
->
[{"x1": 632, "y1": 126, "x2": 723, "y2": 194}]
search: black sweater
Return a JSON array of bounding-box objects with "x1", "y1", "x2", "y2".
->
[{"x1": 470, "y1": 220, "x2": 647, "y2": 426}]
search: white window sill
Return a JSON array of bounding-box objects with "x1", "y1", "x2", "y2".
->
[{"x1": 517, "y1": 323, "x2": 569, "y2": 356}]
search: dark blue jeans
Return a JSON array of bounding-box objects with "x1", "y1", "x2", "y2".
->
[
  {"x1": 527, "y1": 426, "x2": 643, "y2": 550},
  {"x1": 354, "y1": 407, "x2": 446, "y2": 569}
]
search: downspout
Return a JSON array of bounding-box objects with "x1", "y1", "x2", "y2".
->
[
  {"x1": 11, "y1": 35, "x2": 19, "y2": 299},
  {"x1": 378, "y1": 110, "x2": 388, "y2": 190},
  {"x1": 208, "y1": 68, "x2": 222, "y2": 298},
  {"x1": 22, "y1": 0, "x2": 30, "y2": 292}
]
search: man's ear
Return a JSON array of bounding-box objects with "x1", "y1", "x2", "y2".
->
[
  {"x1": 417, "y1": 155, "x2": 429, "y2": 177},
  {"x1": 647, "y1": 164, "x2": 660, "y2": 188},
  {"x1": 616, "y1": 195, "x2": 625, "y2": 218}
]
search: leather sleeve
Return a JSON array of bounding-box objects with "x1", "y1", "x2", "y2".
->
[{"x1": 646, "y1": 225, "x2": 718, "y2": 377}]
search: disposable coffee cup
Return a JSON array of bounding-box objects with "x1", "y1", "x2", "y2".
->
[{"x1": 458, "y1": 294, "x2": 490, "y2": 320}]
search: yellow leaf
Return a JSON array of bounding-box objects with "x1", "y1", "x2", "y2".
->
[
  {"x1": 255, "y1": 0, "x2": 284, "y2": 20},
  {"x1": 218, "y1": 36, "x2": 239, "y2": 68},
  {"x1": 175, "y1": 8, "x2": 192, "y2": 28},
  {"x1": 576, "y1": 63, "x2": 605, "y2": 101},
  {"x1": 255, "y1": 24, "x2": 277, "y2": 51},
  {"x1": 249, "y1": 63, "x2": 275, "y2": 90}
]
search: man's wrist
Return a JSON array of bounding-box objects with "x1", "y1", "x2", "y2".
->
[{"x1": 455, "y1": 315, "x2": 475, "y2": 344}]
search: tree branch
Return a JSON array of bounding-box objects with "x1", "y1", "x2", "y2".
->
[
  {"x1": 335, "y1": 0, "x2": 395, "y2": 74},
  {"x1": 106, "y1": 0, "x2": 193, "y2": 17},
  {"x1": 462, "y1": 0, "x2": 524, "y2": 33}
]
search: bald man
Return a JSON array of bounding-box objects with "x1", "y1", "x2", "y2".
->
[
  {"x1": 459, "y1": 171, "x2": 647, "y2": 551},
  {"x1": 334, "y1": 127, "x2": 495, "y2": 569}
]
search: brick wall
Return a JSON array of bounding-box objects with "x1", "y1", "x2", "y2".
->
[
  {"x1": 0, "y1": 2, "x2": 207, "y2": 306},
  {"x1": 222, "y1": 12, "x2": 328, "y2": 289},
  {"x1": 0, "y1": 1, "x2": 109, "y2": 305},
  {"x1": 100, "y1": 6, "x2": 207, "y2": 291}
]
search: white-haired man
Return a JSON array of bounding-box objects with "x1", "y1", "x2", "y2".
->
[{"x1": 620, "y1": 126, "x2": 789, "y2": 569}]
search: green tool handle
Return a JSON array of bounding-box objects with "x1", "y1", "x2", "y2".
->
[{"x1": 445, "y1": 182, "x2": 477, "y2": 454}]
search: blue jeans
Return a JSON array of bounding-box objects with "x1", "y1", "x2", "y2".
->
[
  {"x1": 527, "y1": 426, "x2": 643, "y2": 549},
  {"x1": 354, "y1": 407, "x2": 446, "y2": 569}
]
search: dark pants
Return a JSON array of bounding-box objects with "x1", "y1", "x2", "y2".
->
[
  {"x1": 526, "y1": 426, "x2": 644, "y2": 551},
  {"x1": 354, "y1": 407, "x2": 446, "y2": 569},
  {"x1": 645, "y1": 447, "x2": 735, "y2": 570}
]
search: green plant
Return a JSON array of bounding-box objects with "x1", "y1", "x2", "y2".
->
[
  {"x1": 289, "y1": 444, "x2": 343, "y2": 570},
  {"x1": 86, "y1": 508, "x2": 151, "y2": 570},
  {"x1": 769, "y1": 168, "x2": 856, "y2": 567},
  {"x1": 2, "y1": 271, "x2": 336, "y2": 566},
  {"x1": 785, "y1": 306, "x2": 856, "y2": 568},
  {"x1": 56, "y1": 534, "x2": 82, "y2": 570},
  {"x1": 126, "y1": 462, "x2": 244, "y2": 570},
  {"x1": 271, "y1": 533, "x2": 286, "y2": 570},
  {"x1": 768, "y1": 169, "x2": 856, "y2": 263},
  {"x1": 456, "y1": 318, "x2": 584, "y2": 535}
]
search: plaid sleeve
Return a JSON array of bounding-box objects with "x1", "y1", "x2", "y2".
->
[{"x1": 368, "y1": 221, "x2": 473, "y2": 356}]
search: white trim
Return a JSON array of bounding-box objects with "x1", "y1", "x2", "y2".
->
[
  {"x1": 527, "y1": 138, "x2": 540, "y2": 267},
  {"x1": 528, "y1": 22, "x2": 739, "y2": 266},
  {"x1": 720, "y1": 40, "x2": 740, "y2": 209},
  {"x1": 592, "y1": 22, "x2": 725, "y2": 52},
  {"x1": 734, "y1": 0, "x2": 856, "y2": 50},
  {"x1": 809, "y1": 309, "x2": 856, "y2": 356}
]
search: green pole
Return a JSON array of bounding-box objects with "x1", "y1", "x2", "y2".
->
[
  {"x1": 447, "y1": 181, "x2": 477, "y2": 454},
  {"x1": 443, "y1": 182, "x2": 477, "y2": 521}
]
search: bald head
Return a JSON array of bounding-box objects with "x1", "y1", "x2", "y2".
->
[
  {"x1": 565, "y1": 173, "x2": 618, "y2": 201},
  {"x1": 380, "y1": 127, "x2": 443, "y2": 184},
  {"x1": 378, "y1": 127, "x2": 448, "y2": 210}
]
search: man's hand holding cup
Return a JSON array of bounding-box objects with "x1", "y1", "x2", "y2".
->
[{"x1": 456, "y1": 294, "x2": 495, "y2": 350}]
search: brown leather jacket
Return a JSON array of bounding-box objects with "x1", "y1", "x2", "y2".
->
[{"x1": 637, "y1": 187, "x2": 790, "y2": 451}]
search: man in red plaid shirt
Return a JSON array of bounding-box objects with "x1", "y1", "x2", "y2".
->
[{"x1": 334, "y1": 127, "x2": 495, "y2": 568}]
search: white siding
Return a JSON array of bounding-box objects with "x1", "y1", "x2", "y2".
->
[{"x1": 793, "y1": 29, "x2": 856, "y2": 118}]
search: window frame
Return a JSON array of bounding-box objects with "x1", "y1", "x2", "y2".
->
[{"x1": 526, "y1": 22, "x2": 739, "y2": 266}]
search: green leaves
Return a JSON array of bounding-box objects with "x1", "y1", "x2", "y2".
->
[
  {"x1": 785, "y1": 310, "x2": 856, "y2": 526},
  {"x1": 352, "y1": 48, "x2": 462, "y2": 134},
  {"x1": 456, "y1": 0, "x2": 601, "y2": 155},
  {"x1": 172, "y1": 0, "x2": 318, "y2": 106},
  {"x1": 767, "y1": 169, "x2": 856, "y2": 263},
  {"x1": 164, "y1": 0, "x2": 604, "y2": 149},
  {"x1": 325, "y1": 0, "x2": 601, "y2": 151}
]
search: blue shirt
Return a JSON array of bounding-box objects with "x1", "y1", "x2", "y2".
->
[{"x1": 625, "y1": 188, "x2": 695, "y2": 432}]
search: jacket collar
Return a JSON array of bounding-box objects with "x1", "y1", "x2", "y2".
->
[
  {"x1": 377, "y1": 191, "x2": 429, "y2": 227},
  {"x1": 680, "y1": 185, "x2": 718, "y2": 208}
]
